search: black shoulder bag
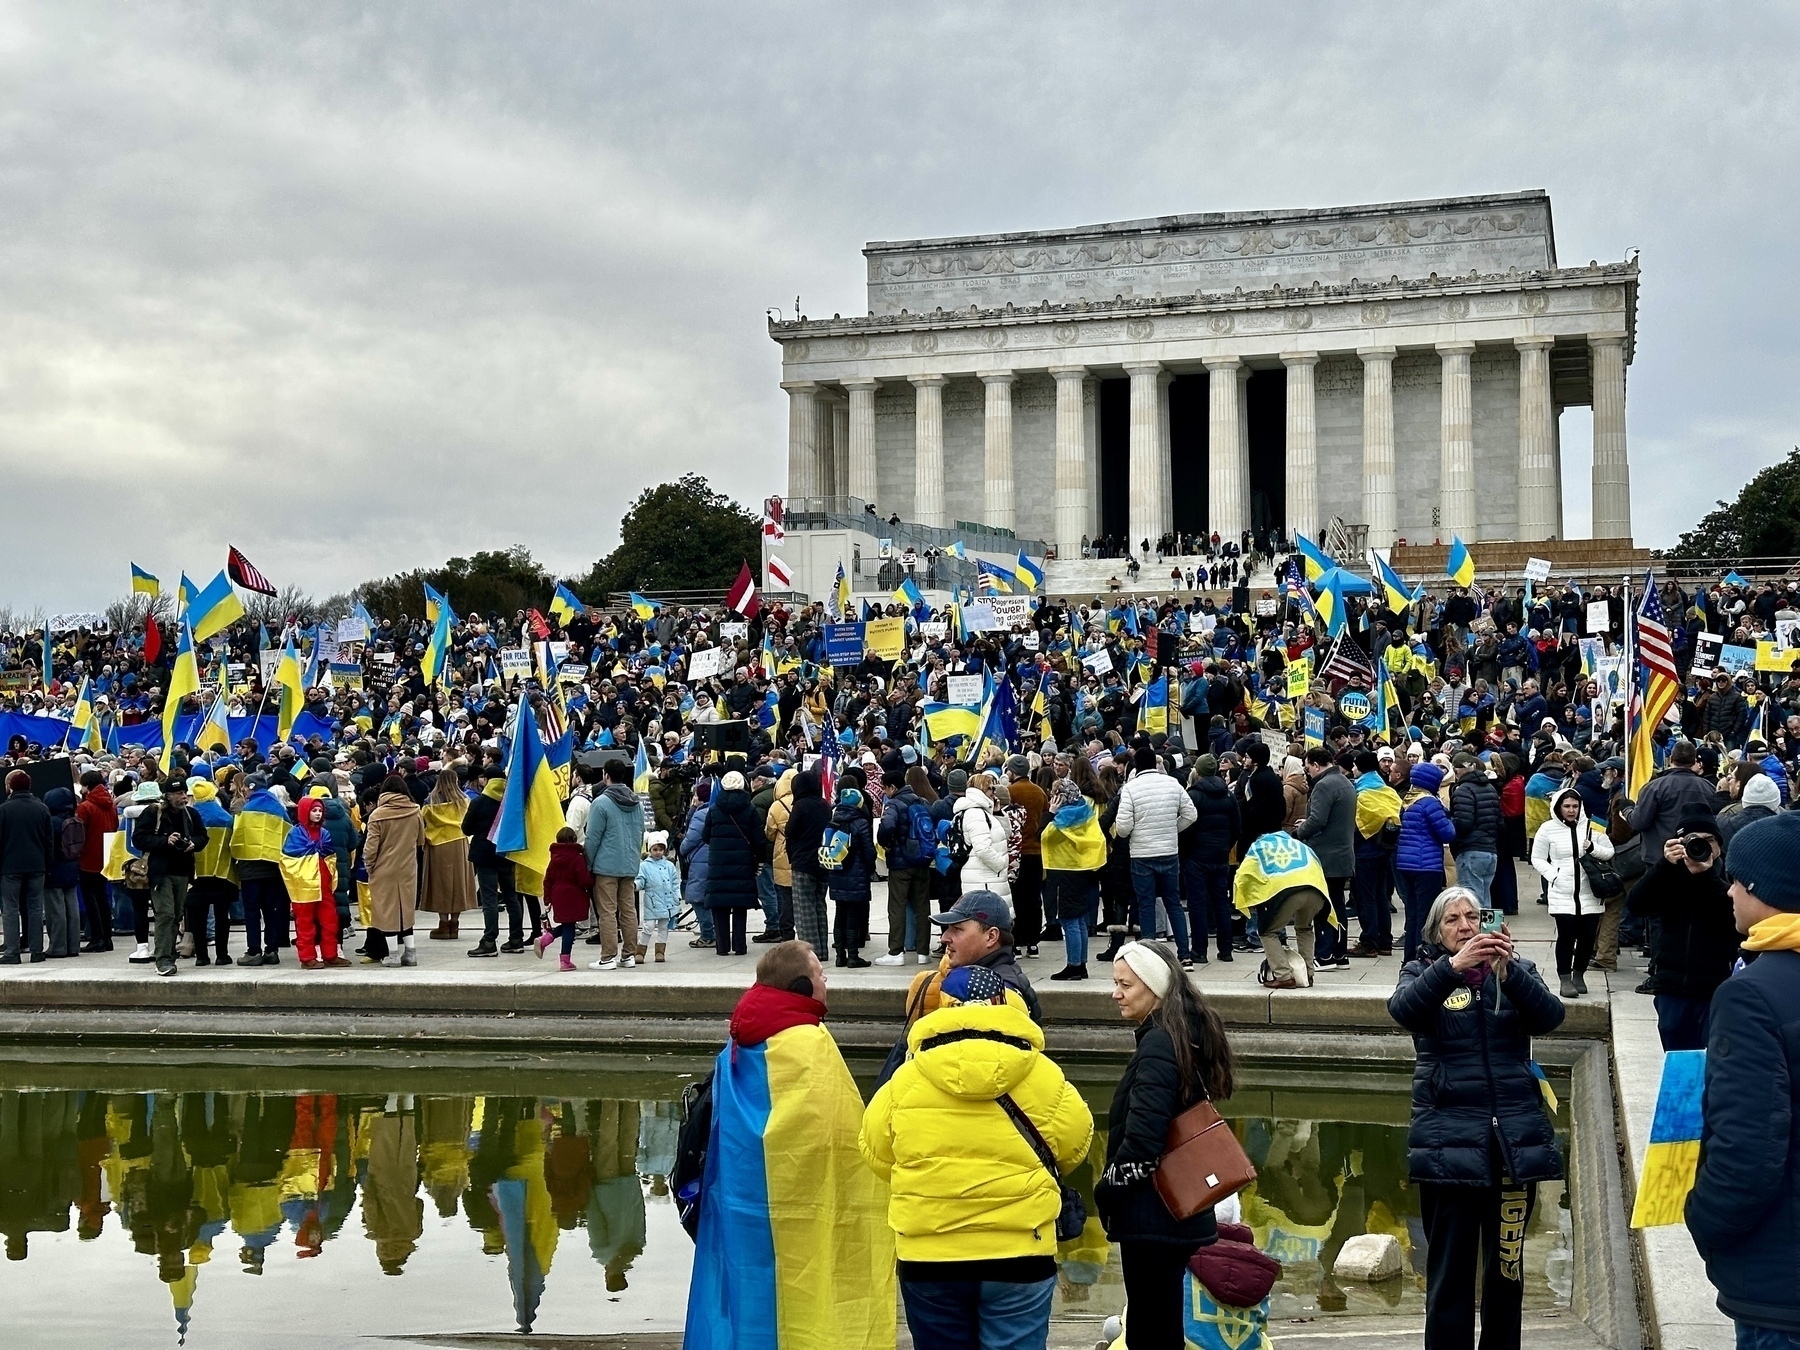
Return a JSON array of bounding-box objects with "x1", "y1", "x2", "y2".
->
[
  {"x1": 996, "y1": 1092, "x2": 1086, "y2": 1242},
  {"x1": 874, "y1": 974, "x2": 932, "y2": 1090}
]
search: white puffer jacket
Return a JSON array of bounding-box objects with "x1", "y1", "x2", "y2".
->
[
  {"x1": 1112, "y1": 766, "x2": 1198, "y2": 859},
  {"x1": 1530, "y1": 789, "x2": 1615, "y2": 916},
  {"x1": 952, "y1": 788, "x2": 1011, "y2": 899}
]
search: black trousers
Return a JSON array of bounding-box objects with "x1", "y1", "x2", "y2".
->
[
  {"x1": 78, "y1": 871, "x2": 113, "y2": 946},
  {"x1": 833, "y1": 900, "x2": 867, "y2": 954},
  {"x1": 185, "y1": 879, "x2": 236, "y2": 958},
  {"x1": 1012, "y1": 855, "x2": 1044, "y2": 948},
  {"x1": 1553, "y1": 913, "x2": 1600, "y2": 976},
  {"x1": 1119, "y1": 1240, "x2": 1199, "y2": 1349},
  {"x1": 714, "y1": 906, "x2": 748, "y2": 956},
  {"x1": 1420, "y1": 1180, "x2": 1537, "y2": 1350}
]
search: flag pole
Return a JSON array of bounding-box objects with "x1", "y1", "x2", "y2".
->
[{"x1": 1621, "y1": 569, "x2": 1636, "y2": 796}]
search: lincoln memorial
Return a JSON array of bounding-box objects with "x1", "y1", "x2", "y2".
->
[{"x1": 769, "y1": 191, "x2": 1637, "y2": 557}]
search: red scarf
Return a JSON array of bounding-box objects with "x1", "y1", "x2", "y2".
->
[{"x1": 729, "y1": 983, "x2": 825, "y2": 1049}]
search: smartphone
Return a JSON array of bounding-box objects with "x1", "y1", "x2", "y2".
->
[{"x1": 1479, "y1": 908, "x2": 1504, "y2": 934}]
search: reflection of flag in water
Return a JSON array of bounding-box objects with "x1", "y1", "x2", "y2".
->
[
  {"x1": 490, "y1": 1177, "x2": 548, "y2": 1333},
  {"x1": 1631, "y1": 1049, "x2": 1705, "y2": 1228}
]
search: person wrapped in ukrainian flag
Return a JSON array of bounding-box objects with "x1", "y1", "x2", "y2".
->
[
  {"x1": 1234, "y1": 831, "x2": 1336, "y2": 990},
  {"x1": 281, "y1": 796, "x2": 347, "y2": 969},
  {"x1": 683, "y1": 940, "x2": 895, "y2": 1349}
]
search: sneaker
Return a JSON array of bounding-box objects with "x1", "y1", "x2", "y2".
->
[
  {"x1": 590, "y1": 957, "x2": 619, "y2": 971},
  {"x1": 194, "y1": 952, "x2": 212, "y2": 967},
  {"x1": 874, "y1": 953, "x2": 905, "y2": 966},
  {"x1": 467, "y1": 941, "x2": 498, "y2": 959},
  {"x1": 499, "y1": 940, "x2": 527, "y2": 954},
  {"x1": 1634, "y1": 977, "x2": 1655, "y2": 995},
  {"x1": 400, "y1": 949, "x2": 417, "y2": 967},
  {"x1": 1217, "y1": 949, "x2": 1233, "y2": 962},
  {"x1": 917, "y1": 953, "x2": 929, "y2": 965},
  {"x1": 752, "y1": 930, "x2": 782, "y2": 943},
  {"x1": 843, "y1": 953, "x2": 871, "y2": 969},
  {"x1": 264, "y1": 951, "x2": 280, "y2": 965},
  {"x1": 156, "y1": 963, "x2": 176, "y2": 977},
  {"x1": 1025, "y1": 945, "x2": 1039, "y2": 958},
  {"x1": 1180, "y1": 958, "x2": 1195, "y2": 970},
  {"x1": 1191, "y1": 953, "x2": 1209, "y2": 965},
  {"x1": 688, "y1": 937, "x2": 712, "y2": 949},
  {"x1": 619, "y1": 954, "x2": 637, "y2": 968},
  {"x1": 128, "y1": 943, "x2": 152, "y2": 964}
]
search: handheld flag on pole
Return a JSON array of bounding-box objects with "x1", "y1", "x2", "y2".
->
[
  {"x1": 629, "y1": 592, "x2": 661, "y2": 621},
  {"x1": 160, "y1": 618, "x2": 201, "y2": 772},
  {"x1": 274, "y1": 635, "x2": 305, "y2": 744},
  {"x1": 1013, "y1": 550, "x2": 1044, "y2": 592},
  {"x1": 67, "y1": 677, "x2": 102, "y2": 752},
  {"x1": 1137, "y1": 675, "x2": 1169, "y2": 736},
  {"x1": 227, "y1": 546, "x2": 277, "y2": 596},
  {"x1": 196, "y1": 662, "x2": 233, "y2": 753},
  {"x1": 42, "y1": 626, "x2": 53, "y2": 690},
  {"x1": 725, "y1": 562, "x2": 762, "y2": 619},
  {"x1": 423, "y1": 582, "x2": 458, "y2": 627},
  {"x1": 1369, "y1": 549, "x2": 1422, "y2": 618},
  {"x1": 492, "y1": 696, "x2": 566, "y2": 878},
  {"x1": 1627, "y1": 571, "x2": 1680, "y2": 795},
  {"x1": 634, "y1": 735, "x2": 651, "y2": 795},
  {"x1": 549, "y1": 583, "x2": 584, "y2": 626},
  {"x1": 893, "y1": 575, "x2": 924, "y2": 609},
  {"x1": 1446, "y1": 536, "x2": 1476, "y2": 588},
  {"x1": 130, "y1": 564, "x2": 160, "y2": 596},
  {"x1": 944, "y1": 540, "x2": 968, "y2": 560},
  {"x1": 184, "y1": 570, "x2": 246, "y2": 642},
  {"x1": 975, "y1": 560, "x2": 1013, "y2": 594},
  {"x1": 1293, "y1": 533, "x2": 1334, "y2": 581},
  {"x1": 422, "y1": 605, "x2": 452, "y2": 689},
  {"x1": 766, "y1": 556, "x2": 794, "y2": 590},
  {"x1": 834, "y1": 562, "x2": 851, "y2": 619}
]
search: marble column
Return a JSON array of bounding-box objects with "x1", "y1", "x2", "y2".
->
[
  {"x1": 1236, "y1": 366, "x2": 1252, "y2": 539},
  {"x1": 1590, "y1": 335, "x2": 1632, "y2": 539},
  {"x1": 782, "y1": 380, "x2": 822, "y2": 500},
  {"x1": 979, "y1": 371, "x2": 1016, "y2": 533},
  {"x1": 910, "y1": 373, "x2": 947, "y2": 528},
  {"x1": 1158, "y1": 369, "x2": 1175, "y2": 537},
  {"x1": 1125, "y1": 362, "x2": 1163, "y2": 554},
  {"x1": 1281, "y1": 351, "x2": 1319, "y2": 543},
  {"x1": 1052, "y1": 365, "x2": 1089, "y2": 558},
  {"x1": 1437, "y1": 341, "x2": 1476, "y2": 541},
  {"x1": 1083, "y1": 378, "x2": 1100, "y2": 536},
  {"x1": 843, "y1": 378, "x2": 879, "y2": 506},
  {"x1": 830, "y1": 393, "x2": 848, "y2": 502},
  {"x1": 1515, "y1": 337, "x2": 1558, "y2": 541},
  {"x1": 1359, "y1": 346, "x2": 1397, "y2": 548},
  {"x1": 1202, "y1": 356, "x2": 1244, "y2": 541}
]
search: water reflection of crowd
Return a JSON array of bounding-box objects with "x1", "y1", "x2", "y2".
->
[{"x1": 0, "y1": 1089, "x2": 678, "y2": 1339}]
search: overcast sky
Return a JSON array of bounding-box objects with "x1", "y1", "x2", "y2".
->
[{"x1": 3, "y1": 2, "x2": 1796, "y2": 612}]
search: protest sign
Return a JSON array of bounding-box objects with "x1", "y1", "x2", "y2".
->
[
  {"x1": 718, "y1": 622, "x2": 748, "y2": 642},
  {"x1": 335, "y1": 616, "x2": 368, "y2": 643},
  {"x1": 1255, "y1": 598, "x2": 1277, "y2": 617},
  {"x1": 1286, "y1": 663, "x2": 1310, "y2": 699},
  {"x1": 1338, "y1": 690, "x2": 1371, "y2": 721},
  {"x1": 1260, "y1": 728, "x2": 1287, "y2": 757},
  {"x1": 0, "y1": 671, "x2": 35, "y2": 693},
  {"x1": 1777, "y1": 618, "x2": 1799, "y2": 650},
  {"x1": 945, "y1": 674, "x2": 984, "y2": 706},
  {"x1": 918, "y1": 621, "x2": 947, "y2": 640},
  {"x1": 1755, "y1": 641, "x2": 1800, "y2": 672},
  {"x1": 1523, "y1": 557, "x2": 1553, "y2": 582},
  {"x1": 961, "y1": 601, "x2": 998, "y2": 631},
  {"x1": 1718, "y1": 644, "x2": 1757, "y2": 675},
  {"x1": 258, "y1": 650, "x2": 281, "y2": 684},
  {"x1": 557, "y1": 663, "x2": 587, "y2": 683},
  {"x1": 1304, "y1": 705, "x2": 1327, "y2": 750},
  {"x1": 823, "y1": 623, "x2": 865, "y2": 667},
  {"x1": 1689, "y1": 631, "x2": 1722, "y2": 675},
  {"x1": 548, "y1": 641, "x2": 569, "y2": 665},
  {"x1": 1585, "y1": 600, "x2": 1610, "y2": 634},
  {"x1": 499, "y1": 648, "x2": 532, "y2": 677},
  {"x1": 328, "y1": 661, "x2": 363, "y2": 690},
  {"x1": 49, "y1": 613, "x2": 109, "y2": 633},
  {"x1": 373, "y1": 651, "x2": 397, "y2": 665},
  {"x1": 989, "y1": 596, "x2": 1033, "y2": 629},
  {"x1": 686, "y1": 646, "x2": 727, "y2": 680},
  {"x1": 1081, "y1": 648, "x2": 1114, "y2": 675},
  {"x1": 1022, "y1": 631, "x2": 1039, "y2": 650},
  {"x1": 864, "y1": 617, "x2": 906, "y2": 663}
]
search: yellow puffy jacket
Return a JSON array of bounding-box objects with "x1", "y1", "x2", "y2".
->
[{"x1": 860, "y1": 997, "x2": 1093, "y2": 1263}]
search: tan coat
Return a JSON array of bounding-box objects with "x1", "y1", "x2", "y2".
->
[
  {"x1": 362, "y1": 791, "x2": 424, "y2": 932},
  {"x1": 1282, "y1": 771, "x2": 1310, "y2": 831},
  {"x1": 420, "y1": 800, "x2": 478, "y2": 915},
  {"x1": 764, "y1": 770, "x2": 795, "y2": 887}
]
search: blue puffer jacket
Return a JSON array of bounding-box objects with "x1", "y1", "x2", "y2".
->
[
  {"x1": 1688, "y1": 948, "x2": 1800, "y2": 1332},
  {"x1": 700, "y1": 788, "x2": 765, "y2": 910},
  {"x1": 1396, "y1": 764, "x2": 1458, "y2": 873},
  {"x1": 679, "y1": 801, "x2": 711, "y2": 906},
  {"x1": 1388, "y1": 945, "x2": 1567, "y2": 1184}
]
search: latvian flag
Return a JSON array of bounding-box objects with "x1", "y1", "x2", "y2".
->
[
  {"x1": 762, "y1": 496, "x2": 785, "y2": 543},
  {"x1": 227, "y1": 546, "x2": 277, "y2": 596},
  {"x1": 766, "y1": 556, "x2": 793, "y2": 590},
  {"x1": 725, "y1": 562, "x2": 762, "y2": 619}
]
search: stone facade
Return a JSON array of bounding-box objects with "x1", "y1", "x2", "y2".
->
[{"x1": 774, "y1": 191, "x2": 1637, "y2": 553}]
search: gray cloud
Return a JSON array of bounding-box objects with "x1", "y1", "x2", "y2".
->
[{"x1": 2, "y1": 2, "x2": 1795, "y2": 610}]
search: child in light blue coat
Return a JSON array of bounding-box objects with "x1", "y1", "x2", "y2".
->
[{"x1": 636, "y1": 837, "x2": 682, "y2": 962}]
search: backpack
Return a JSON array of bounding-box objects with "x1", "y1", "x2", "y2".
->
[
  {"x1": 818, "y1": 827, "x2": 852, "y2": 871},
  {"x1": 945, "y1": 808, "x2": 990, "y2": 868},
  {"x1": 905, "y1": 801, "x2": 938, "y2": 867},
  {"x1": 60, "y1": 816, "x2": 87, "y2": 862},
  {"x1": 672, "y1": 1070, "x2": 715, "y2": 1242}
]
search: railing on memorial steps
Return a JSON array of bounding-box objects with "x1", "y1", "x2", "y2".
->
[
  {"x1": 1658, "y1": 555, "x2": 1800, "y2": 582},
  {"x1": 782, "y1": 496, "x2": 1047, "y2": 556}
]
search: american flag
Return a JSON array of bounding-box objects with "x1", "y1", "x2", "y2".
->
[
  {"x1": 227, "y1": 546, "x2": 277, "y2": 596},
  {"x1": 1628, "y1": 572, "x2": 1681, "y2": 792},
  {"x1": 817, "y1": 711, "x2": 838, "y2": 801},
  {"x1": 1319, "y1": 634, "x2": 1374, "y2": 687}
]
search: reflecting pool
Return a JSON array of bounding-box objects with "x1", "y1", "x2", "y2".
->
[{"x1": 0, "y1": 1053, "x2": 1574, "y2": 1347}]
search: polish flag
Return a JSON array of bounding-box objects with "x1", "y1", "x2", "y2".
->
[
  {"x1": 766, "y1": 556, "x2": 793, "y2": 590},
  {"x1": 725, "y1": 562, "x2": 761, "y2": 619}
]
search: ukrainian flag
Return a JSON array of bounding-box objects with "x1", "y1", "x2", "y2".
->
[
  {"x1": 423, "y1": 582, "x2": 458, "y2": 627},
  {"x1": 196, "y1": 663, "x2": 233, "y2": 753},
  {"x1": 493, "y1": 697, "x2": 565, "y2": 877},
  {"x1": 131, "y1": 564, "x2": 160, "y2": 596},
  {"x1": 1013, "y1": 550, "x2": 1043, "y2": 593},
  {"x1": 1293, "y1": 533, "x2": 1334, "y2": 581},
  {"x1": 834, "y1": 563, "x2": 851, "y2": 618},
  {"x1": 629, "y1": 592, "x2": 661, "y2": 620},
  {"x1": 280, "y1": 819, "x2": 333, "y2": 906},
  {"x1": 893, "y1": 576, "x2": 924, "y2": 609},
  {"x1": 944, "y1": 540, "x2": 968, "y2": 560},
  {"x1": 921, "y1": 702, "x2": 982, "y2": 743},
  {"x1": 1631, "y1": 1050, "x2": 1705, "y2": 1227},
  {"x1": 68, "y1": 677, "x2": 102, "y2": 752},
  {"x1": 1313, "y1": 580, "x2": 1347, "y2": 639},
  {"x1": 230, "y1": 791, "x2": 291, "y2": 867},
  {"x1": 160, "y1": 619, "x2": 200, "y2": 772},
  {"x1": 683, "y1": 1009, "x2": 895, "y2": 1349},
  {"x1": 422, "y1": 605, "x2": 452, "y2": 688},
  {"x1": 976, "y1": 560, "x2": 1013, "y2": 594},
  {"x1": 184, "y1": 570, "x2": 246, "y2": 642},
  {"x1": 549, "y1": 583, "x2": 583, "y2": 626},
  {"x1": 1446, "y1": 535, "x2": 1476, "y2": 588},
  {"x1": 274, "y1": 636, "x2": 305, "y2": 742},
  {"x1": 634, "y1": 735, "x2": 651, "y2": 795},
  {"x1": 1369, "y1": 550, "x2": 1421, "y2": 617},
  {"x1": 1138, "y1": 675, "x2": 1169, "y2": 736}
]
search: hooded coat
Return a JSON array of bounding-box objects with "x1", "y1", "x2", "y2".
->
[
  {"x1": 73, "y1": 781, "x2": 117, "y2": 874},
  {"x1": 783, "y1": 771, "x2": 831, "y2": 880},
  {"x1": 951, "y1": 787, "x2": 1010, "y2": 898},
  {"x1": 1531, "y1": 788, "x2": 1616, "y2": 916},
  {"x1": 362, "y1": 790, "x2": 424, "y2": 932},
  {"x1": 701, "y1": 787, "x2": 766, "y2": 911},
  {"x1": 43, "y1": 788, "x2": 80, "y2": 890},
  {"x1": 586, "y1": 783, "x2": 646, "y2": 879},
  {"x1": 860, "y1": 995, "x2": 1092, "y2": 1263},
  {"x1": 543, "y1": 840, "x2": 593, "y2": 925},
  {"x1": 763, "y1": 770, "x2": 795, "y2": 888},
  {"x1": 825, "y1": 795, "x2": 876, "y2": 906},
  {"x1": 1180, "y1": 775, "x2": 1240, "y2": 865}
]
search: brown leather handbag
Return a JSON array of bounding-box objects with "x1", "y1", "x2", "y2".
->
[{"x1": 1153, "y1": 1100, "x2": 1257, "y2": 1221}]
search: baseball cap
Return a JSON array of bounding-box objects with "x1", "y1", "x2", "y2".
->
[{"x1": 930, "y1": 889, "x2": 1014, "y2": 932}]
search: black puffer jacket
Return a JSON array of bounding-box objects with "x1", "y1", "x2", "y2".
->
[
  {"x1": 1449, "y1": 772, "x2": 1501, "y2": 856},
  {"x1": 783, "y1": 771, "x2": 832, "y2": 879},
  {"x1": 1095, "y1": 1010, "x2": 1219, "y2": 1245},
  {"x1": 700, "y1": 787, "x2": 766, "y2": 910},
  {"x1": 1387, "y1": 945, "x2": 1567, "y2": 1184},
  {"x1": 1625, "y1": 859, "x2": 1739, "y2": 1001},
  {"x1": 1180, "y1": 776, "x2": 1240, "y2": 865}
]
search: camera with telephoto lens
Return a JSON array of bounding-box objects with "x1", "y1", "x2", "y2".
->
[{"x1": 1681, "y1": 833, "x2": 1715, "y2": 863}]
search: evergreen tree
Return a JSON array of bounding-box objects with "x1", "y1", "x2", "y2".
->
[{"x1": 1667, "y1": 447, "x2": 1800, "y2": 561}]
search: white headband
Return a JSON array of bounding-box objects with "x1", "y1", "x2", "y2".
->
[{"x1": 1115, "y1": 942, "x2": 1173, "y2": 999}]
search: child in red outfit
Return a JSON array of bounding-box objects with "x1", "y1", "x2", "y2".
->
[{"x1": 537, "y1": 828, "x2": 593, "y2": 971}]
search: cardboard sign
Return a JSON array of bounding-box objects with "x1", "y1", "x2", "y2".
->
[
  {"x1": 686, "y1": 646, "x2": 727, "y2": 680},
  {"x1": 945, "y1": 674, "x2": 985, "y2": 707},
  {"x1": 1755, "y1": 641, "x2": 1800, "y2": 672},
  {"x1": 1260, "y1": 728, "x2": 1288, "y2": 757},
  {"x1": 1022, "y1": 631, "x2": 1039, "y2": 650},
  {"x1": 917, "y1": 621, "x2": 948, "y2": 640},
  {"x1": 328, "y1": 661, "x2": 363, "y2": 689},
  {"x1": 258, "y1": 650, "x2": 281, "y2": 684},
  {"x1": 961, "y1": 601, "x2": 998, "y2": 631},
  {"x1": 1255, "y1": 598, "x2": 1278, "y2": 617},
  {"x1": 49, "y1": 612, "x2": 109, "y2": 633},
  {"x1": 1718, "y1": 644, "x2": 1757, "y2": 675},
  {"x1": 335, "y1": 617, "x2": 368, "y2": 643},
  {"x1": 1585, "y1": 600, "x2": 1611, "y2": 634},
  {"x1": 1304, "y1": 705, "x2": 1327, "y2": 750},
  {"x1": 864, "y1": 618, "x2": 906, "y2": 663},
  {"x1": 988, "y1": 596, "x2": 1033, "y2": 629},
  {"x1": 1523, "y1": 557, "x2": 1553, "y2": 583}
]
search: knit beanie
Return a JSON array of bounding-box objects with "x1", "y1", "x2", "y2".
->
[{"x1": 1726, "y1": 812, "x2": 1800, "y2": 912}]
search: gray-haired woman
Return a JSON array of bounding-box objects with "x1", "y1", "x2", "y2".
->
[{"x1": 1388, "y1": 887, "x2": 1566, "y2": 1350}]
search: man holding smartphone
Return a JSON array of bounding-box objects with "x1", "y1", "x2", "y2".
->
[{"x1": 131, "y1": 778, "x2": 209, "y2": 977}]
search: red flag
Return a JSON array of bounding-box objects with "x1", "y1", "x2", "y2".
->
[
  {"x1": 227, "y1": 546, "x2": 277, "y2": 596},
  {"x1": 143, "y1": 614, "x2": 162, "y2": 665},
  {"x1": 762, "y1": 496, "x2": 785, "y2": 543},
  {"x1": 725, "y1": 562, "x2": 761, "y2": 619},
  {"x1": 1146, "y1": 626, "x2": 1158, "y2": 661},
  {"x1": 527, "y1": 609, "x2": 551, "y2": 641}
]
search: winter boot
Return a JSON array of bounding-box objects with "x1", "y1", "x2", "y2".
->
[
  {"x1": 1560, "y1": 974, "x2": 1579, "y2": 999},
  {"x1": 558, "y1": 954, "x2": 576, "y2": 972},
  {"x1": 654, "y1": 943, "x2": 666, "y2": 963}
]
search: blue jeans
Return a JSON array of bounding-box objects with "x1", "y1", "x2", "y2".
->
[
  {"x1": 1182, "y1": 857, "x2": 1234, "y2": 956},
  {"x1": 1130, "y1": 856, "x2": 1189, "y2": 960},
  {"x1": 1738, "y1": 1324, "x2": 1800, "y2": 1349},
  {"x1": 1456, "y1": 849, "x2": 1498, "y2": 906},
  {"x1": 901, "y1": 1275, "x2": 1057, "y2": 1350},
  {"x1": 1655, "y1": 994, "x2": 1711, "y2": 1051},
  {"x1": 756, "y1": 864, "x2": 783, "y2": 935}
]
